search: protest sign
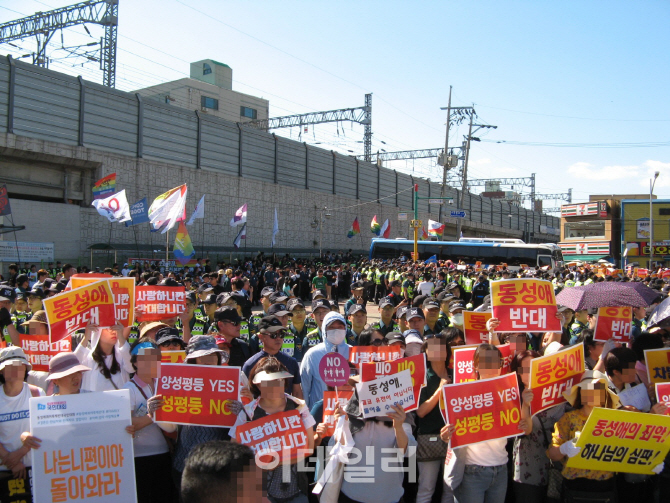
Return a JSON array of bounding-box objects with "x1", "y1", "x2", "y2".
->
[
  {"x1": 135, "y1": 285, "x2": 185, "y2": 322},
  {"x1": 442, "y1": 372, "x2": 522, "y2": 448},
  {"x1": 322, "y1": 390, "x2": 355, "y2": 436},
  {"x1": 348, "y1": 346, "x2": 403, "y2": 364},
  {"x1": 21, "y1": 335, "x2": 72, "y2": 372},
  {"x1": 463, "y1": 311, "x2": 492, "y2": 345},
  {"x1": 30, "y1": 390, "x2": 136, "y2": 503},
  {"x1": 71, "y1": 275, "x2": 136, "y2": 328},
  {"x1": 566, "y1": 408, "x2": 670, "y2": 475},
  {"x1": 319, "y1": 352, "x2": 350, "y2": 387},
  {"x1": 655, "y1": 383, "x2": 670, "y2": 416},
  {"x1": 356, "y1": 369, "x2": 416, "y2": 417},
  {"x1": 491, "y1": 279, "x2": 561, "y2": 333},
  {"x1": 160, "y1": 350, "x2": 186, "y2": 364},
  {"x1": 594, "y1": 307, "x2": 632, "y2": 343},
  {"x1": 44, "y1": 280, "x2": 116, "y2": 343},
  {"x1": 452, "y1": 344, "x2": 511, "y2": 384},
  {"x1": 360, "y1": 354, "x2": 426, "y2": 410},
  {"x1": 644, "y1": 347, "x2": 670, "y2": 384},
  {"x1": 235, "y1": 410, "x2": 309, "y2": 465},
  {"x1": 155, "y1": 364, "x2": 240, "y2": 427},
  {"x1": 529, "y1": 343, "x2": 584, "y2": 415}
]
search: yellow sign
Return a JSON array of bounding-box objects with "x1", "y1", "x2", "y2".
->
[
  {"x1": 566, "y1": 407, "x2": 670, "y2": 475},
  {"x1": 529, "y1": 343, "x2": 584, "y2": 416},
  {"x1": 645, "y1": 348, "x2": 670, "y2": 384},
  {"x1": 410, "y1": 219, "x2": 423, "y2": 228}
]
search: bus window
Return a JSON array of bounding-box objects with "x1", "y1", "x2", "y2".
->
[{"x1": 538, "y1": 255, "x2": 552, "y2": 267}]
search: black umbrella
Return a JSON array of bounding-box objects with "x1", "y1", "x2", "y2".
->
[{"x1": 555, "y1": 282, "x2": 661, "y2": 311}]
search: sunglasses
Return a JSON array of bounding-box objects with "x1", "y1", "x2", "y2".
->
[
  {"x1": 265, "y1": 331, "x2": 286, "y2": 339},
  {"x1": 371, "y1": 339, "x2": 384, "y2": 346},
  {"x1": 221, "y1": 320, "x2": 240, "y2": 327}
]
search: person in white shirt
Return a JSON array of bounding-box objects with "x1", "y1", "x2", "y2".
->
[{"x1": 417, "y1": 273, "x2": 435, "y2": 297}]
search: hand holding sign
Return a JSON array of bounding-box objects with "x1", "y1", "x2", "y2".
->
[{"x1": 319, "y1": 352, "x2": 350, "y2": 388}]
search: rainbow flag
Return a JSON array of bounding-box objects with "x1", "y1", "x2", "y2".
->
[
  {"x1": 371, "y1": 215, "x2": 381, "y2": 235},
  {"x1": 173, "y1": 222, "x2": 195, "y2": 265},
  {"x1": 421, "y1": 226, "x2": 429, "y2": 240},
  {"x1": 93, "y1": 173, "x2": 116, "y2": 200},
  {"x1": 347, "y1": 217, "x2": 360, "y2": 238},
  {"x1": 427, "y1": 219, "x2": 445, "y2": 237}
]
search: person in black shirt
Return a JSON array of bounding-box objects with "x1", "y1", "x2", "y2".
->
[
  {"x1": 212, "y1": 306, "x2": 250, "y2": 367},
  {"x1": 323, "y1": 266, "x2": 336, "y2": 300}
]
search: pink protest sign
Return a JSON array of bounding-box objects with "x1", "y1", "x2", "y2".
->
[{"x1": 319, "y1": 352, "x2": 350, "y2": 387}]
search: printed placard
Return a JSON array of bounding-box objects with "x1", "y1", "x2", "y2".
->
[
  {"x1": 323, "y1": 390, "x2": 355, "y2": 436},
  {"x1": 463, "y1": 311, "x2": 492, "y2": 345},
  {"x1": 160, "y1": 351, "x2": 186, "y2": 364},
  {"x1": 235, "y1": 410, "x2": 309, "y2": 464},
  {"x1": 348, "y1": 346, "x2": 403, "y2": 365},
  {"x1": 566, "y1": 408, "x2": 670, "y2": 475},
  {"x1": 21, "y1": 335, "x2": 72, "y2": 372},
  {"x1": 356, "y1": 369, "x2": 416, "y2": 417},
  {"x1": 30, "y1": 390, "x2": 137, "y2": 503},
  {"x1": 645, "y1": 348, "x2": 670, "y2": 384},
  {"x1": 452, "y1": 344, "x2": 512, "y2": 384},
  {"x1": 71, "y1": 275, "x2": 136, "y2": 328},
  {"x1": 529, "y1": 343, "x2": 584, "y2": 415},
  {"x1": 360, "y1": 354, "x2": 427, "y2": 410},
  {"x1": 155, "y1": 364, "x2": 240, "y2": 427},
  {"x1": 655, "y1": 383, "x2": 670, "y2": 416},
  {"x1": 594, "y1": 307, "x2": 632, "y2": 343},
  {"x1": 135, "y1": 285, "x2": 186, "y2": 322},
  {"x1": 491, "y1": 279, "x2": 561, "y2": 333},
  {"x1": 44, "y1": 280, "x2": 116, "y2": 343},
  {"x1": 319, "y1": 352, "x2": 350, "y2": 387}
]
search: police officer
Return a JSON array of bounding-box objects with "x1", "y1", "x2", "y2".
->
[
  {"x1": 371, "y1": 297, "x2": 399, "y2": 336},
  {"x1": 301, "y1": 298, "x2": 331, "y2": 359},
  {"x1": 248, "y1": 286, "x2": 275, "y2": 335}
]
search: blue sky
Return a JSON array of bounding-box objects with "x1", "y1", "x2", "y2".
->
[{"x1": 2, "y1": 0, "x2": 669, "y2": 209}]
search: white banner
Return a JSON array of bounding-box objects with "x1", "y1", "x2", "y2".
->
[
  {"x1": 0, "y1": 241, "x2": 54, "y2": 262},
  {"x1": 355, "y1": 369, "x2": 415, "y2": 418},
  {"x1": 30, "y1": 390, "x2": 137, "y2": 503}
]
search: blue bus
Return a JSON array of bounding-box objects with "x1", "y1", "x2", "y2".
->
[{"x1": 369, "y1": 238, "x2": 564, "y2": 269}]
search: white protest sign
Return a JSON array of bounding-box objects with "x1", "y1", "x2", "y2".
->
[{"x1": 355, "y1": 369, "x2": 415, "y2": 418}]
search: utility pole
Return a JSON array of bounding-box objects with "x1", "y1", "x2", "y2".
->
[
  {"x1": 438, "y1": 86, "x2": 452, "y2": 224},
  {"x1": 456, "y1": 111, "x2": 474, "y2": 239}
]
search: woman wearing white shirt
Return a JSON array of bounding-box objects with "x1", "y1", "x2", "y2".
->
[{"x1": 74, "y1": 323, "x2": 133, "y2": 392}]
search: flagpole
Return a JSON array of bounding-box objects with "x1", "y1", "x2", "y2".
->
[
  {"x1": 107, "y1": 221, "x2": 113, "y2": 267},
  {"x1": 201, "y1": 217, "x2": 205, "y2": 260},
  {"x1": 165, "y1": 228, "x2": 169, "y2": 268},
  {"x1": 8, "y1": 214, "x2": 21, "y2": 265}
]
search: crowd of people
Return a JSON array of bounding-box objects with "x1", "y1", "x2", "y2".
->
[{"x1": 0, "y1": 254, "x2": 669, "y2": 503}]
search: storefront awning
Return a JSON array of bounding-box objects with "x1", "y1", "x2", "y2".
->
[{"x1": 563, "y1": 254, "x2": 610, "y2": 262}]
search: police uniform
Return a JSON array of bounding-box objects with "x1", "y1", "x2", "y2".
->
[
  {"x1": 569, "y1": 319, "x2": 587, "y2": 343},
  {"x1": 249, "y1": 332, "x2": 301, "y2": 359},
  {"x1": 370, "y1": 320, "x2": 399, "y2": 336},
  {"x1": 301, "y1": 328, "x2": 322, "y2": 359},
  {"x1": 248, "y1": 312, "x2": 266, "y2": 336}
]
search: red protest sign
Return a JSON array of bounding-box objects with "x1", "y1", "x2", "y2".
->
[
  {"x1": 70, "y1": 275, "x2": 136, "y2": 328},
  {"x1": 529, "y1": 343, "x2": 584, "y2": 415},
  {"x1": 135, "y1": 285, "x2": 186, "y2": 322},
  {"x1": 160, "y1": 350, "x2": 186, "y2": 364},
  {"x1": 348, "y1": 346, "x2": 403, "y2": 365},
  {"x1": 323, "y1": 390, "x2": 355, "y2": 436},
  {"x1": 43, "y1": 280, "x2": 116, "y2": 343},
  {"x1": 452, "y1": 344, "x2": 512, "y2": 384},
  {"x1": 319, "y1": 352, "x2": 350, "y2": 387},
  {"x1": 21, "y1": 335, "x2": 71, "y2": 372},
  {"x1": 442, "y1": 372, "x2": 522, "y2": 448},
  {"x1": 360, "y1": 354, "x2": 427, "y2": 410},
  {"x1": 235, "y1": 410, "x2": 309, "y2": 464},
  {"x1": 656, "y1": 383, "x2": 670, "y2": 416},
  {"x1": 491, "y1": 279, "x2": 562, "y2": 333},
  {"x1": 155, "y1": 364, "x2": 240, "y2": 427},
  {"x1": 594, "y1": 307, "x2": 632, "y2": 343},
  {"x1": 463, "y1": 311, "x2": 492, "y2": 345}
]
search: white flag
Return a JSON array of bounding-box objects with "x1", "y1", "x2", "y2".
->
[
  {"x1": 233, "y1": 223, "x2": 247, "y2": 249},
  {"x1": 272, "y1": 208, "x2": 279, "y2": 247},
  {"x1": 187, "y1": 195, "x2": 205, "y2": 226},
  {"x1": 148, "y1": 184, "x2": 188, "y2": 234},
  {"x1": 91, "y1": 189, "x2": 131, "y2": 223},
  {"x1": 230, "y1": 203, "x2": 247, "y2": 227}
]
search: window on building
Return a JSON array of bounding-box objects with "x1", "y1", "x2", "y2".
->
[
  {"x1": 240, "y1": 106, "x2": 257, "y2": 119},
  {"x1": 563, "y1": 220, "x2": 606, "y2": 239},
  {"x1": 659, "y1": 208, "x2": 670, "y2": 216},
  {"x1": 203, "y1": 63, "x2": 212, "y2": 75},
  {"x1": 201, "y1": 96, "x2": 219, "y2": 110}
]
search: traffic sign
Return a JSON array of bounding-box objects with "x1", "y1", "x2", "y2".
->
[
  {"x1": 450, "y1": 210, "x2": 467, "y2": 218},
  {"x1": 429, "y1": 199, "x2": 444, "y2": 205},
  {"x1": 410, "y1": 219, "x2": 423, "y2": 228}
]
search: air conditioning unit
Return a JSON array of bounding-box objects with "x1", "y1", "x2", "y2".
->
[{"x1": 201, "y1": 107, "x2": 209, "y2": 113}]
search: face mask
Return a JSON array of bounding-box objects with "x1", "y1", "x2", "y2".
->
[
  {"x1": 451, "y1": 314, "x2": 464, "y2": 326},
  {"x1": 326, "y1": 328, "x2": 346, "y2": 345}
]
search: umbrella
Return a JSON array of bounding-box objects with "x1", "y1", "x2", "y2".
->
[
  {"x1": 555, "y1": 282, "x2": 661, "y2": 311},
  {"x1": 647, "y1": 296, "x2": 670, "y2": 328}
]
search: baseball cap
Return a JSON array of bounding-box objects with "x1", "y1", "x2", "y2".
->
[
  {"x1": 0, "y1": 346, "x2": 31, "y2": 372},
  {"x1": 214, "y1": 306, "x2": 242, "y2": 324},
  {"x1": 155, "y1": 327, "x2": 184, "y2": 347},
  {"x1": 437, "y1": 291, "x2": 455, "y2": 303},
  {"x1": 422, "y1": 298, "x2": 440, "y2": 310},
  {"x1": 406, "y1": 307, "x2": 425, "y2": 321},
  {"x1": 286, "y1": 298, "x2": 305, "y2": 312},
  {"x1": 257, "y1": 316, "x2": 287, "y2": 333},
  {"x1": 351, "y1": 281, "x2": 366, "y2": 290},
  {"x1": 385, "y1": 331, "x2": 405, "y2": 344},
  {"x1": 201, "y1": 294, "x2": 218, "y2": 305},
  {"x1": 449, "y1": 302, "x2": 466, "y2": 313},
  {"x1": 348, "y1": 304, "x2": 367, "y2": 316},
  {"x1": 197, "y1": 284, "x2": 214, "y2": 294},
  {"x1": 0, "y1": 286, "x2": 15, "y2": 302},
  {"x1": 312, "y1": 289, "x2": 327, "y2": 300},
  {"x1": 397, "y1": 306, "x2": 408, "y2": 319},
  {"x1": 159, "y1": 278, "x2": 180, "y2": 287},
  {"x1": 390, "y1": 280, "x2": 402, "y2": 288},
  {"x1": 268, "y1": 303, "x2": 291, "y2": 317},
  {"x1": 269, "y1": 291, "x2": 289, "y2": 304},
  {"x1": 28, "y1": 287, "x2": 45, "y2": 299},
  {"x1": 260, "y1": 286, "x2": 276, "y2": 297},
  {"x1": 311, "y1": 299, "x2": 331, "y2": 312},
  {"x1": 378, "y1": 297, "x2": 394, "y2": 309},
  {"x1": 403, "y1": 329, "x2": 423, "y2": 346},
  {"x1": 185, "y1": 291, "x2": 197, "y2": 304}
]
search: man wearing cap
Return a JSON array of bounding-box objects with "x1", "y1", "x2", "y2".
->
[
  {"x1": 175, "y1": 292, "x2": 209, "y2": 341},
  {"x1": 422, "y1": 298, "x2": 443, "y2": 336},
  {"x1": 300, "y1": 311, "x2": 351, "y2": 408},
  {"x1": 448, "y1": 302, "x2": 466, "y2": 331},
  {"x1": 402, "y1": 271, "x2": 416, "y2": 303},
  {"x1": 248, "y1": 286, "x2": 275, "y2": 336},
  {"x1": 242, "y1": 316, "x2": 302, "y2": 398},
  {"x1": 249, "y1": 302, "x2": 292, "y2": 355},
  {"x1": 0, "y1": 286, "x2": 21, "y2": 346},
  {"x1": 347, "y1": 304, "x2": 368, "y2": 343},
  {"x1": 406, "y1": 307, "x2": 426, "y2": 337},
  {"x1": 217, "y1": 292, "x2": 251, "y2": 343},
  {"x1": 370, "y1": 297, "x2": 400, "y2": 336},
  {"x1": 385, "y1": 331, "x2": 406, "y2": 356},
  {"x1": 9, "y1": 293, "x2": 31, "y2": 337},
  {"x1": 569, "y1": 308, "x2": 589, "y2": 344},
  {"x1": 300, "y1": 299, "x2": 332, "y2": 360},
  {"x1": 344, "y1": 280, "x2": 367, "y2": 317},
  {"x1": 213, "y1": 306, "x2": 250, "y2": 367},
  {"x1": 285, "y1": 299, "x2": 308, "y2": 362}
]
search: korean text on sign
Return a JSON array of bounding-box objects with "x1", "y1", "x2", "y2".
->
[
  {"x1": 360, "y1": 354, "x2": 427, "y2": 410},
  {"x1": 463, "y1": 311, "x2": 492, "y2": 345},
  {"x1": 30, "y1": 390, "x2": 137, "y2": 503},
  {"x1": 348, "y1": 346, "x2": 403, "y2": 365},
  {"x1": 235, "y1": 410, "x2": 309, "y2": 464},
  {"x1": 491, "y1": 279, "x2": 562, "y2": 333},
  {"x1": 442, "y1": 372, "x2": 522, "y2": 449},
  {"x1": 452, "y1": 344, "x2": 512, "y2": 384},
  {"x1": 566, "y1": 408, "x2": 670, "y2": 475},
  {"x1": 644, "y1": 348, "x2": 670, "y2": 384},
  {"x1": 356, "y1": 369, "x2": 415, "y2": 417},
  {"x1": 594, "y1": 307, "x2": 632, "y2": 343},
  {"x1": 135, "y1": 286, "x2": 186, "y2": 322},
  {"x1": 21, "y1": 336, "x2": 71, "y2": 372},
  {"x1": 44, "y1": 280, "x2": 116, "y2": 344},
  {"x1": 155, "y1": 363, "x2": 240, "y2": 428},
  {"x1": 70, "y1": 275, "x2": 136, "y2": 328},
  {"x1": 655, "y1": 383, "x2": 670, "y2": 416},
  {"x1": 529, "y1": 343, "x2": 584, "y2": 416},
  {"x1": 160, "y1": 351, "x2": 186, "y2": 364},
  {"x1": 322, "y1": 390, "x2": 354, "y2": 436}
]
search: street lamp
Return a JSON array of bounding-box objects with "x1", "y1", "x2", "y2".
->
[
  {"x1": 315, "y1": 206, "x2": 331, "y2": 258},
  {"x1": 650, "y1": 171, "x2": 660, "y2": 269}
]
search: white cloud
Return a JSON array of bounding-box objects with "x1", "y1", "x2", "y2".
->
[
  {"x1": 641, "y1": 160, "x2": 670, "y2": 188},
  {"x1": 566, "y1": 162, "x2": 639, "y2": 180},
  {"x1": 469, "y1": 158, "x2": 492, "y2": 167}
]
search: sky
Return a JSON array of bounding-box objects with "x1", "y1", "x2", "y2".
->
[{"x1": 2, "y1": 0, "x2": 670, "y2": 212}]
